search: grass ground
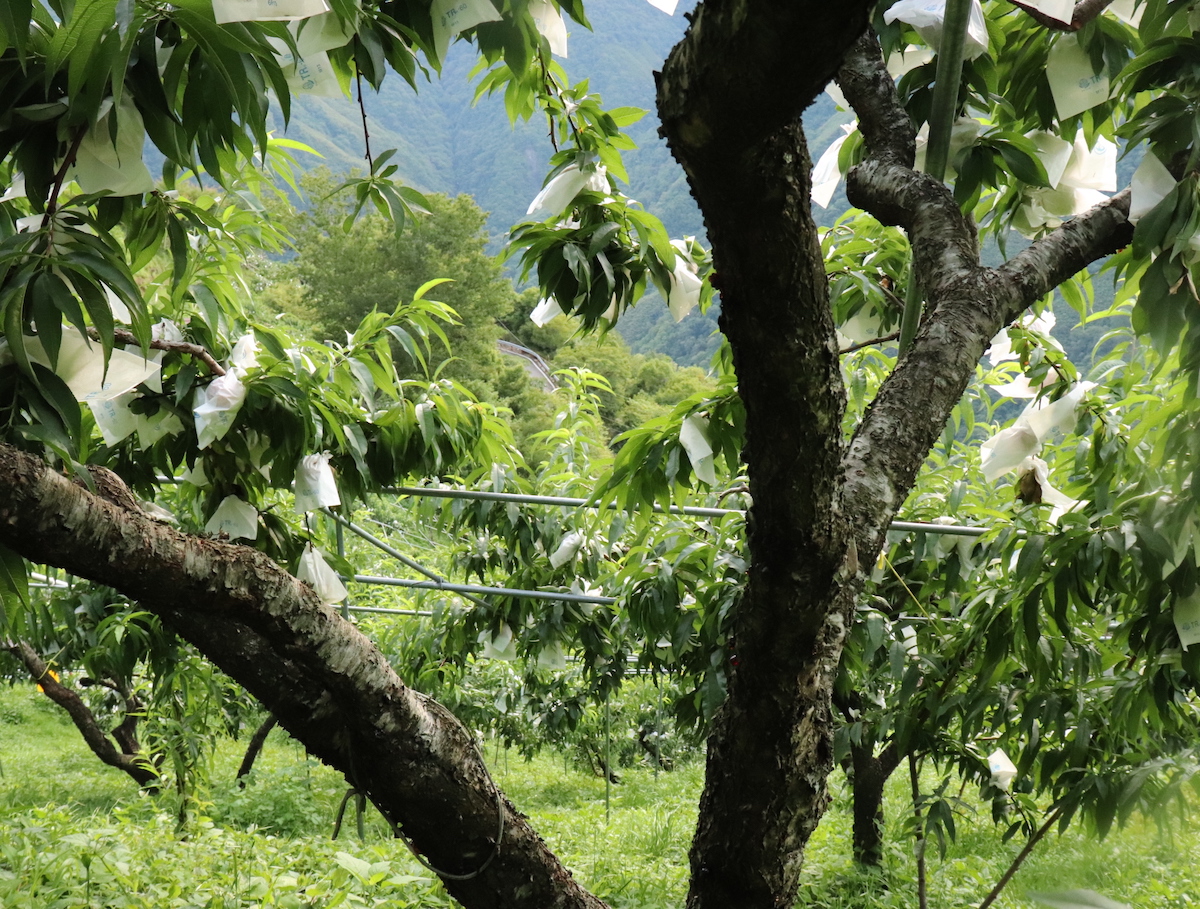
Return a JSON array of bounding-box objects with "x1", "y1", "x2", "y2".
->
[{"x1": 1, "y1": 681, "x2": 1197, "y2": 909}]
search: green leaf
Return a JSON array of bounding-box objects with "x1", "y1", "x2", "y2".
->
[
  {"x1": 47, "y1": 0, "x2": 118, "y2": 84},
  {"x1": 28, "y1": 276, "x2": 63, "y2": 368},
  {"x1": 334, "y1": 851, "x2": 371, "y2": 883},
  {"x1": 1132, "y1": 183, "x2": 1182, "y2": 259},
  {"x1": 30, "y1": 362, "x2": 83, "y2": 446},
  {"x1": 0, "y1": 0, "x2": 33, "y2": 57},
  {"x1": 607, "y1": 106, "x2": 646, "y2": 127},
  {"x1": 1015, "y1": 533, "x2": 1046, "y2": 580},
  {"x1": 0, "y1": 541, "x2": 28, "y2": 630},
  {"x1": 2, "y1": 278, "x2": 32, "y2": 378},
  {"x1": 996, "y1": 139, "x2": 1049, "y2": 187}
]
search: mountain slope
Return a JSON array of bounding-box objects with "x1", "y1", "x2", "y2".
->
[{"x1": 272, "y1": 0, "x2": 843, "y2": 367}]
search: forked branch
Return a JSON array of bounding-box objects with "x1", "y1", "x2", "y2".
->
[{"x1": 1010, "y1": 0, "x2": 1117, "y2": 31}]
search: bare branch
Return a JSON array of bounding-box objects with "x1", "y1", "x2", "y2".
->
[
  {"x1": 1010, "y1": 0, "x2": 1116, "y2": 31},
  {"x1": 840, "y1": 331, "x2": 900, "y2": 355},
  {"x1": 355, "y1": 65, "x2": 374, "y2": 172},
  {"x1": 977, "y1": 806, "x2": 1065, "y2": 909},
  {"x1": 993, "y1": 191, "x2": 1132, "y2": 319},
  {"x1": 91, "y1": 327, "x2": 227, "y2": 376},
  {"x1": 2, "y1": 638, "x2": 159, "y2": 788},
  {"x1": 45, "y1": 128, "x2": 89, "y2": 223}
]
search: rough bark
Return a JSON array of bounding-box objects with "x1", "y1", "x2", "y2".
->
[
  {"x1": 3, "y1": 639, "x2": 159, "y2": 789},
  {"x1": 0, "y1": 443, "x2": 607, "y2": 909},
  {"x1": 837, "y1": 32, "x2": 1132, "y2": 565},
  {"x1": 657, "y1": 10, "x2": 1135, "y2": 909},
  {"x1": 658, "y1": 4, "x2": 874, "y2": 907}
]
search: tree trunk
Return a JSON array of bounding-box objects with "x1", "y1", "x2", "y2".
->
[
  {"x1": 237, "y1": 714, "x2": 279, "y2": 782},
  {"x1": 656, "y1": 8, "x2": 1133, "y2": 909},
  {"x1": 0, "y1": 444, "x2": 608, "y2": 909},
  {"x1": 849, "y1": 742, "x2": 900, "y2": 867},
  {"x1": 657, "y1": 5, "x2": 875, "y2": 907},
  {"x1": 2, "y1": 639, "x2": 160, "y2": 790}
]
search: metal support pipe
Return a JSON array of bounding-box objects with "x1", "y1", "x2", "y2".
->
[
  {"x1": 889, "y1": 521, "x2": 987, "y2": 538},
  {"x1": 604, "y1": 694, "x2": 612, "y2": 824},
  {"x1": 387, "y1": 485, "x2": 738, "y2": 519},
  {"x1": 323, "y1": 509, "x2": 495, "y2": 612},
  {"x1": 386, "y1": 486, "x2": 989, "y2": 537},
  {"x1": 346, "y1": 605, "x2": 433, "y2": 617},
  {"x1": 351, "y1": 575, "x2": 617, "y2": 605},
  {"x1": 335, "y1": 516, "x2": 349, "y2": 620}
]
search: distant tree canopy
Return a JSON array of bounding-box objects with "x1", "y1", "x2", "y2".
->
[
  {"x1": 276, "y1": 172, "x2": 512, "y2": 393},
  {"x1": 264, "y1": 171, "x2": 716, "y2": 453}
]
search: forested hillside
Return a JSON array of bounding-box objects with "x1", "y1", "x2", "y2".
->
[{"x1": 270, "y1": 0, "x2": 744, "y2": 366}]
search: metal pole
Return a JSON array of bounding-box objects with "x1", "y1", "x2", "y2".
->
[
  {"x1": 889, "y1": 521, "x2": 987, "y2": 538},
  {"x1": 899, "y1": 0, "x2": 972, "y2": 356},
  {"x1": 382, "y1": 487, "x2": 990, "y2": 537},
  {"x1": 336, "y1": 514, "x2": 349, "y2": 620},
  {"x1": 323, "y1": 509, "x2": 495, "y2": 611},
  {"x1": 604, "y1": 694, "x2": 611, "y2": 825},
  {"x1": 345, "y1": 605, "x2": 434, "y2": 617},
  {"x1": 387, "y1": 485, "x2": 738, "y2": 519},
  {"x1": 352, "y1": 575, "x2": 617, "y2": 605},
  {"x1": 654, "y1": 680, "x2": 663, "y2": 779}
]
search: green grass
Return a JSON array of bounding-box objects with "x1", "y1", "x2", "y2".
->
[{"x1": 2, "y1": 681, "x2": 1199, "y2": 909}]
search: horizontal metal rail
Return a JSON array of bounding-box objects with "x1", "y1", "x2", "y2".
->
[
  {"x1": 386, "y1": 486, "x2": 991, "y2": 536},
  {"x1": 889, "y1": 521, "x2": 987, "y2": 538},
  {"x1": 323, "y1": 509, "x2": 495, "y2": 611},
  {"x1": 346, "y1": 605, "x2": 433, "y2": 617},
  {"x1": 386, "y1": 485, "x2": 738, "y2": 518},
  {"x1": 352, "y1": 575, "x2": 617, "y2": 605},
  {"x1": 161, "y1": 476, "x2": 988, "y2": 536}
]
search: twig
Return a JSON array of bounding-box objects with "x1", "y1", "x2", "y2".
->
[
  {"x1": 1010, "y1": 0, "x2": 1116, "y2": 30},
  {"x1": 840, "y1": 331, "x2": 901, "y2": 355},
  {"x1": 539, "y1": 52, "x2": 584, "y2": 149},
  {"x1": 43, "y1": 127, "x2": 90, "y2": 232},
  {"x1": 93, "y1": 327, "x2": 227, "y2": 376},
  {"x1": 717, "y1": 484, "x2": 749, "y2": 506},
  {"x1": 356, "y1": 66, "x2": 373, "y2": 172},
  {"x1": 977, "y1": 806, "x2": 1064, "y2": 909}
]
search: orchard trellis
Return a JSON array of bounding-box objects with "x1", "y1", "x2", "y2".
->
[{"x1": 329, "y1": 486, "x2": 987, "y2": 613}]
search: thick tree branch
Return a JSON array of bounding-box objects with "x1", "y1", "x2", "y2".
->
[
  {"x1": 2, "y1": 638, "x2": 159, "y2": 788},
  {"x1": 835, "y1": 22, "x2": 1134, "y2": 583},
  {"x1": 993, "y1": 190, "x2": 1132, "y2": 319},
  {"x1": 839, "y1": 35, "x2": 978, "y2": 300},
  {"x1": 836, "y1": 34, "x2": 916, "y2": 170},
  {"x1": 0, "y1": 443, "x2": 606, "y2": 909},
  {"x1": 1010, "y1": 0, "x2": 1116, "y2": 31}
]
